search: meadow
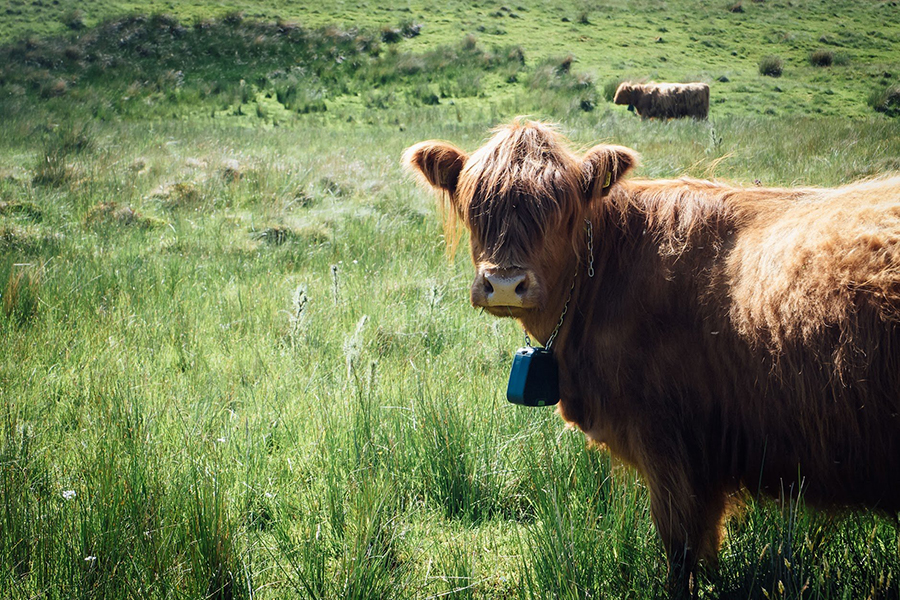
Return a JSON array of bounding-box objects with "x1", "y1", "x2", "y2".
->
[{"x1": 1, "y1": 1, "x2": 900, "y2": 598}]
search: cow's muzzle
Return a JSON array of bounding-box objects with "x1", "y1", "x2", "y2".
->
[{"x1": 471, "y1": 267, "x2": 537, "y2": 311}]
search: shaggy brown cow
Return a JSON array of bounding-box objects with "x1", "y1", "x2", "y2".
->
[
  {"x1": 614, "y1": 81, "x2": 710, "y2": 119},
  {"x1": 404, "y1": 119, "x2": 900, "y2": 593}
]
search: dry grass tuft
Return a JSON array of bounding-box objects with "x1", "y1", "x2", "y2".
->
[
  {"x1": 84, "y1": 201, "x2": 161, "y2": 228},
  {"x1": 219, "y1": 159, "x2": 244, "y2": 182},
  {"x1": 3, "y1": 266, "x2": 42, "y2": 324},
  {"x1": 149, "y1": 181, "x2": 203, "y2": 209},
  {"x1": 32, "y1": 153, "x2": 76, "y2": 186},
  {"x1": 186, "y1": 158, "x2": 208, "y2": 169},
  {"x1": 127, "y1": 158, "x2": 152, "y2": 176}
]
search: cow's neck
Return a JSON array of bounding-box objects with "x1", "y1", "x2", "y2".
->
[{"x1": 519, "y1": 242, "x2": 588, "y2": 347}]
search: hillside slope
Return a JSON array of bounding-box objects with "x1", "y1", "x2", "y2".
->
[{"x1": 2, "y1": 0, "x2": 899, "y2": 119}]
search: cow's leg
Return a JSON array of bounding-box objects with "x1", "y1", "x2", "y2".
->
[{"x1": 645, "y1": 473, "x2": 727, "y2": 598}]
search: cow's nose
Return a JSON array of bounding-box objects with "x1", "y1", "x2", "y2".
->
[{"x1": 481, "y1": 271, "x2": 528, "y2": 306}]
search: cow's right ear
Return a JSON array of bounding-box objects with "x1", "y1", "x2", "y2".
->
[
  {"x1": 402, "y1": 141, "x2": 468, "y2": 196},
  {"x1": 581, "y1": 144, "x2": 640, "y2": 202}
]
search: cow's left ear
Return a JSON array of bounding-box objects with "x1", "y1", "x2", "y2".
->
[
  {"x1": 581, "y1": 144, "x2": 640, "y2": 201},
  {"x1": 402, "y1": 140, "x2": 468, "y2": 197}
]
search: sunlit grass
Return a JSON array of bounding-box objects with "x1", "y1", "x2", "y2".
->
[{"x1": 1, "y1": 110, "x2": 899, "y2": 598}]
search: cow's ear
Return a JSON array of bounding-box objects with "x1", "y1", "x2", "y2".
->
[
  {"x1": 581, "y1": 144, "x2": 639, "y2": 201},
  {"x1": 403, "y1": 141, "x2": 468, "y2": 196}
]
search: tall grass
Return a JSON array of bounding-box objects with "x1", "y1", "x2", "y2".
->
[{"x1": 1, "y1": 66, "x2": 900, "y2": 599}]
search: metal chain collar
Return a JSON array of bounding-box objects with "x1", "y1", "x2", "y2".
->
[
  {"x1": 523, "y1": 219, "x2": 594, "y2": 349},
  {"x1": 586, "y1": 218, "x2": 594, "y2": 278}
]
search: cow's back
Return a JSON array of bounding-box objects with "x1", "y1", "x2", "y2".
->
[{"x1": 727, "y1": 176, "x2": 900, "y2": 351}]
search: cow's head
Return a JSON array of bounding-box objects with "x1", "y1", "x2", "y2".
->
[
  {"x1": 612, "y1": 82, "x2": 635, "y2": 106},
  {"x1": 404, "y1": 119, "x2": 637, "y2": 323}
]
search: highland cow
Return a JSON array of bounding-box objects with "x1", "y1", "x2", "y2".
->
[
  {"x1": 404, "y1": 119, "x2": 900, "y2": 594},
  {"x1": 614, "y1": 81, "x2": 710, "y2": 119}
]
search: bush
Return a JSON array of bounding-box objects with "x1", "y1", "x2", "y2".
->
[
  {"x1": 759, "y1": 55, "x2": 783, "y2": 77},
  {"x1": 381, "y1": 27, "x2": 402, "y2": 44},
  {"x1": 555, "y1": 54, "x2": 574, "y2": 74},
  {"x1": 528, "y1": 56, "x2": 599, "y2": 115},
  {"x1": 809, "y1": 49, "x2": 833, "y2": 67},
  {"x1": 411, "y1": 83, "x2": 440, "y2": 105},
  {"x1": 507, "y1": 45, "x2": 525, "y2": 65},
  {"x1": 833, "y1": 52, "x2": 851, "y2": 66},
  {"x1": 603, "y1": 78, "x2": 625, "y2": 102},
  {"x1": 399, "y1": 20, "x2": 422, "y2": 38},
  {"x1": 868, "y1": 85, "x2": 900, "y2": 116},
  {"x1": 62, "y1": 9, "x2": 86, "y2": 30},
  {"x1": 222, "y1": 10, "x2": 244, "y2": 26},
  {"x1": 32, "y1": 125, "x2": 94, "y2": 186}
]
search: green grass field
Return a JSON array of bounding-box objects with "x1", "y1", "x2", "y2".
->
[{"x1": 2, "y1": 1, "x2": 900, "y2": 598}]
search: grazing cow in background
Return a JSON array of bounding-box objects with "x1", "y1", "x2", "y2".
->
[
  {"x1": 404, "y1": 119, "x2": 900, "y2": 594},
  {"x1": 614, "y1": 81, "x2": 710, "y2": 119}
]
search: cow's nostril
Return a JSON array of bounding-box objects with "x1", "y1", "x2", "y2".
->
[
  {"x1": 484, "y1": 279, "x2": 494, "y2": 294},
  {"x1": 515, "y1": 280, "x2": 527, "y2": 295}
]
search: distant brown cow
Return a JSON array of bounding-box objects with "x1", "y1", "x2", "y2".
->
[
  {"x1": 614, "y1": 81, "x2": 710, "y2": 119},
  {"x1": 405, "y1": 119, "x2": 900, "y2": 593}
]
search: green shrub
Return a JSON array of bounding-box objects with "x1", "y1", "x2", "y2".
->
[
  {"x1": 868, "y1": 85, "x2": 900, "y2": 116},
  {"x1": 809, "y1": 49, "x2": 833, "y2": 67},
  {"x1": 31, "y1": 123, "x2": 95, "y2": 186},
  {"x1": 399, "y1": 20, "x2": 422, "y2": 38},
  {"x1": 33, "y1": 150, "x2": 72, "y2": 187},
  {"x1": 526, "y1": 57, "x2": 599, "y2": 117},
  {"x1": 603, "y1": 78, "x2": 625, "y2": 102},
  {"x1": 222, "y1": 10, "x2": 244, "y2": 26},
  {"x1": 62, "y1": 9, "x2": 86, "y2": 30},
  {"x1": 381, "y1": 26, "x2": 402, "y2": 44},
  {"x1": 758, "y1": 55, "x2": 783, "y2": 76},
  {"x1": 454, "y1": 71, "x2": 482, "y2": 97},
  {"x1": 833, "y1": 52, "x2": 851, "y2": 66},
  {"x1": 411, "y1": 83, "x2": 440, "y2": 105}
]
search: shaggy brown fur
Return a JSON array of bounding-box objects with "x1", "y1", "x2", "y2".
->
[
  {"x1": 614, "y1": 81, "x2": 710, "y2": 119},
  {"x1": 405, "y1": 119, "x2": 900, "y2": 593}
]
